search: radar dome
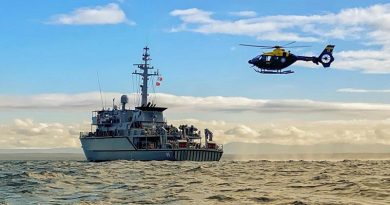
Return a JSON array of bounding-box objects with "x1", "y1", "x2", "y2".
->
[
  {"x1": 121, "y1": 95, "x2": 129, "y2": 104},
  {"x1": 121, "y1": 95, "x2": 129, "y2": 110}
]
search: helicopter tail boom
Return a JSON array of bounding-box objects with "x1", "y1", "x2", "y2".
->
[{"x1": 318, "y1": 45, "x2": 335, "y2": 68}]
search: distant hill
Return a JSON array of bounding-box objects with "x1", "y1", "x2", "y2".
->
[{"x1": 224, "y1": 142, "x2": 390, "y2": 155}]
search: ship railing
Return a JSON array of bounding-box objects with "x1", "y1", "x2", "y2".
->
[
  {"x1": 169, "y1": 141, "x2": 223, "y2": 151},
  {"x1": 217, "y1": 144, "x2": 223, "y2": 151},
  {"x1": 80, "y1": 131, "x2": 124, "y2": 138},
  {"x1": 80, "y1": 132, "x2": 94, "y2": 138}
]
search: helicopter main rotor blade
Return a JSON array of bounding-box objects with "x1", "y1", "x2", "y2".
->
[
  {"x1": 239, "y1": 44, "x2": 273, "y2": 48},
  {"x1": 240, "y1": 43, "x2": 311, "y2": 49},
  {"x1": 282, "y1": 45, "x2": 311, "y2": 48},
  {"x1": 281, "y1": 41, "x2": 296, "y2": 47}
]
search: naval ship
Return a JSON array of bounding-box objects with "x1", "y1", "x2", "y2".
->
[{"x1": 80, "y1": 47, "x2": 223, "y2": 161}]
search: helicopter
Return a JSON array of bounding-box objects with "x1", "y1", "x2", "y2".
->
[{"x1": 240, "y1": 42, "x2": 335, "y2": 74}]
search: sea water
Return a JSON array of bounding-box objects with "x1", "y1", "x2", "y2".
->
[{"x1": 0, "y1": 158, "x2": 389, "y2": 204}]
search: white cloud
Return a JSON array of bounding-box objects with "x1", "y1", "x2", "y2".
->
[
  {"x1": 222, "y1": 120, "x2": 390, "y2": 145},
  {"x1": 0, "y1": 119, "x2": 87, "y2": 149},
  {"x1": 48, "y1": 3, "x2": 133, "y2": 25},
  {"x1": 169, "y1": 4, "x2": 390, "y2": 73},
  {"x1": 1, "y1": 117, "x2": 390, "y2": 149},
  {"x1": 2, "y1": 92, "x2": 390, "y2": 115},
  {"x1": 229, "y1": 11, "x2": 257, "y2": 17},
  {"x1": 331, "y1": 49, "x2": 390, "y2": 73},
  {"x1": 2, "y1": 92, "x2": 390, "y2": 148},
  {"x1": 337, "y1": 88, "x2": 390, "y2": 93},
  {"x1": 169, "y1": 4, "x2": 390, "y2": 42},
  {"x1": 225, "y1": 124, "x2": 258, "y2": 137},
  {"x1": 170, "y1": 8, "x2": 215, "y2": 24},
  {"x1": 0, "y1": 92, "x2": 105, "y2": 110},
  {"x1": 169, "y1": 8, "x2": 323, "y2": 41}
]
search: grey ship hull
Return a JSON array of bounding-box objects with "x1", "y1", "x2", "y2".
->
[{"x1": 80, "y1": 137, "x2": 223, "y2": 162}]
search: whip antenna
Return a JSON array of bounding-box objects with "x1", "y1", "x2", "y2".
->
[{"x1": 96, "y1": 71, "x2": 105, "y2": 110}]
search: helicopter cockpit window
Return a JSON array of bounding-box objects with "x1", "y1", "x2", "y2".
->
[
  {"x1": 261, "y1": 56, "x2": 266, "y2": 61},
  {"x1": 256, "y1": 55, "x2": 261, "y2": 60}
]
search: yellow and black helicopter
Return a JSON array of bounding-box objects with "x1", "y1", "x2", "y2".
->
[{"x1": 240, "y1": 42, "x2": 335, "y2": 74}]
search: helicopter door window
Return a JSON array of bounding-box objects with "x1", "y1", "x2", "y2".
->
[{"x1": 266, "y1": 56, "x2": 271, "y2": 62}]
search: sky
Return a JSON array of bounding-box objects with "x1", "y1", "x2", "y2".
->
[{"x1": 1, "y1": 0, "x2": 390, "y2": 149}]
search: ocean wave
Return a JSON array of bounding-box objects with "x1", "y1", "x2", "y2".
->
[{"x1": 0, "y1": 160, "x2": 389, "y2": 204}]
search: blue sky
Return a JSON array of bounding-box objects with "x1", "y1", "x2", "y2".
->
[
  {"x1": 1, "y1": 0, "x2": 390, "y2": 148},
  {"x1": 1, "y1": 0, "x2": 390, "y2": 101}
]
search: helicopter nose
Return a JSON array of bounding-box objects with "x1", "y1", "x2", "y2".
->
[{"x1": 248, "y1": 58, "x2": 255, "y2": 64}]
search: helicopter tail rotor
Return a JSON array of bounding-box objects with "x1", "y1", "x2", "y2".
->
[{"x1": 318, "y1": 45, "x2": 335, "y2": 68}]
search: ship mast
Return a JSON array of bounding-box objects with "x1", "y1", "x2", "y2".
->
[{"x1": 133, "y1": 47, "x2": 159, "y2": 106}]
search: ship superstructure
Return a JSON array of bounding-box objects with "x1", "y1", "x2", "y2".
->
[{"x1": 80, "y1": 47, "x2": 223, "y2": 161}]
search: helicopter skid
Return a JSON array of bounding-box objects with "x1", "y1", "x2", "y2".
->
[{"x1": 254, "y1": 68, "x2": 294, "y2": 74}]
